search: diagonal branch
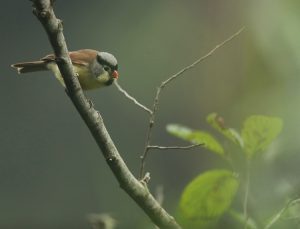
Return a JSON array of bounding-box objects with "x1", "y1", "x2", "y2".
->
[
  {"x1": 31, "y1": 0, "x2": 181, "y2": 228},
  {"x1": 139, "y1": 27, "x2": 245, "y2": 179}
]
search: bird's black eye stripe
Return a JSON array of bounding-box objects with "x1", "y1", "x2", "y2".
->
[
  {"x1": 97, "y1": 54, "x2": 118, "y2": 70},
  {"x1": 104, "y1": 66, "x2": 110, "y2": 71},
  {"x1": 97, "y1": 55, "x2": 109, "y2": 66},
  {"x1": 97, "y1": 55, "x2": 106, "y2": 66}
]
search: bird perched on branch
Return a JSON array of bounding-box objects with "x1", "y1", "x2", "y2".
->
[{"x1": 11, "y1": 49, "x2": 119, "y2": 90}]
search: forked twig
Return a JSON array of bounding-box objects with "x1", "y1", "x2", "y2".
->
[{"x1": 139, "y1": 27, "x2": 245, "y2": 179}]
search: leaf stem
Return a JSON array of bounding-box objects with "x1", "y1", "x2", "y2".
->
[{"x1": 243, "y1": 160, "x2": 251, "y2": 229}]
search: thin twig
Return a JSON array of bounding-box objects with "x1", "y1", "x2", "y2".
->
[
  {"x1": 31, "y1": 1, "x2": 181, "y2": 228},
  {"x1": 147, "y1": 144, "x2": 202, "y2": 150},
  {"x1": 139, "y1": 27, "x2": 245, "y2": 179},
  {"x1": 161, "y1": 27, "x2": 245, "y2": 87},
  {"x1": 114, "y1": 80, "x2": 153, "y2": 115}
]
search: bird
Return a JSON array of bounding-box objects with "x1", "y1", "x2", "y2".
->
[{"x1": 11, "y1": 49, "x2": 119, "y2": 90}]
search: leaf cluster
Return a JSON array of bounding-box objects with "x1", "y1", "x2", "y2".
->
[{"x1": 167, "y1": 114, "x2": 283, "y2": 228}]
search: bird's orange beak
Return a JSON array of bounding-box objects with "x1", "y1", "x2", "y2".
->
[{"x1": 112, "y1": 70, "x2": 119, "y2": 79}]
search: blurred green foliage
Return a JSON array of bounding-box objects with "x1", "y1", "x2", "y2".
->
[
  {"x1": 168, "y1": 114, "x2": 287, "y2": 228},
  {"x1": 242, "y1": 115, "x2": 283, "y2": 159}
]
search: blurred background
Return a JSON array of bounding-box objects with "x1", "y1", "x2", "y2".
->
[{"x1": 1, "y1": 0, "x2": 300, "y2": 228}]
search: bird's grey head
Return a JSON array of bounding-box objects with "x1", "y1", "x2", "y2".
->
[
  {"x1": 97, "y1": 52, "x2": 118, "y2": 71},
  {"x1": 96, "y1": 52, "x2": 118, "y2": 86}
]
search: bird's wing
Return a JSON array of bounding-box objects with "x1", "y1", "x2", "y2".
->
[{"x1": 41, "y1": 49, "x2": 98, "y2": 67}]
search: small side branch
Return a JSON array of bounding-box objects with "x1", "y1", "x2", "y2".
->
[
  {"x1": 114, "y1": 80, "x2": 153, "y2": 115},
  {"x1": 139, "y1": 27, "x2": 245, "y2": 179},
  {"x1": 147, "y1": 144, "x2": 202, "y2": 150}
]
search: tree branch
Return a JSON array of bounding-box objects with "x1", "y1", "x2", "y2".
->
[
  {"x1": 31, "y1": 0, "x2": 181, "y2": 228},
  {"x1": 139, "y1": 27, "x2": 245, "y2": 179}
]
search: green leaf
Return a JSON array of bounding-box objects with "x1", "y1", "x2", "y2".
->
[
  {"x1": 178, "y1": 169, "x2": 239, "y2": 229},
  {"x1": 206, "y1": 113, "x2": 243, "y2": 147},
  {"x1": 167, "y1": 124, "x2": 225, "y2": 156},
  {"x1": 241, "y1": 115, "x2": 283, "y2": 158}
]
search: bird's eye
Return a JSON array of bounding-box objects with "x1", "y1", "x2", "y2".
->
[{"x1": 104, "y1": 66, "x2": 110, "y2": 71}]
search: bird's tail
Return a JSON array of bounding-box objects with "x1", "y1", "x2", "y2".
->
[{"x1": 11, "y1": 61, "x2": 48, "y2": 74}]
